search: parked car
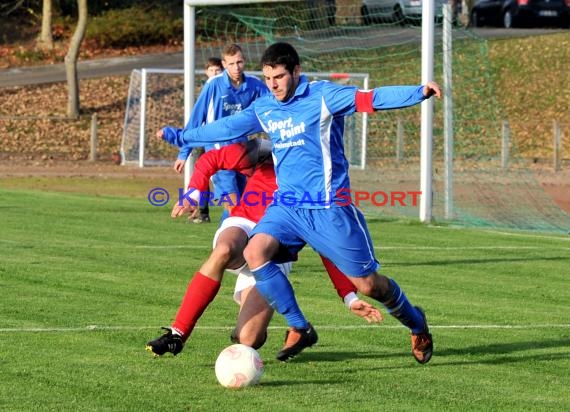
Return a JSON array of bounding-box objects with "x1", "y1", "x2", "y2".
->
[
  {"x1": 361, "y1": 0, "x2": 448, "y2": 25},
  {"x1": 470, "y1": 0, "x2": 570, "y2": 28}
]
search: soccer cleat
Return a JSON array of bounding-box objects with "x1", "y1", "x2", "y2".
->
[
  {"x1": 276, "y1": 323, "x2": 318, "y2": 361},
  {"x1": 146, "y1": 327, "x2": 184, "y2": 357},
  {"x1": 230, "y1": 327, "x2": 239, "y2": 344},
  {"x1": 411, "y1": 307, "x2": 433, "y2": 364},
  {"x1": 192, "y1": 215, "x2": 211, "y2": 224}
]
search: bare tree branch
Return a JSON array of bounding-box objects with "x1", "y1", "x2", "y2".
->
[{"x1": 1, "y1": 0, "x2": 28, "y2": 16}]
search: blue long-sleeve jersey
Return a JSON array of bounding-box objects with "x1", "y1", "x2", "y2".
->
[
  {"x1": 162, "y1": 70, "x2": 270, "y2": 160},
  {"x1": 163, "y1": 75, "x2": 427, "y2": 208}
]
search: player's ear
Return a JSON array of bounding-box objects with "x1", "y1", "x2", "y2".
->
[{"x1": 293, "y1": 65, "x2": 301, "y2": 78}]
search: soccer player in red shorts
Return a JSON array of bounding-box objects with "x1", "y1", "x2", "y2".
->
[{"x1": 146, "y1": 138, "x2": 382, "y2": 357}]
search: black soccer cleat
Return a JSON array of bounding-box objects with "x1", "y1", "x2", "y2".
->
[
  {"x1": 276, "y1": 322, "x2": 318, "y2": 361},
  {"x1": 146, "y1": 327, "x2": 184, "y2": 357},
  {"x1": 411, "y1": 307, "x2": 433, "y2": 364},
  {"x1": 230, "y1": 327, "x2": 240, "y2": 344}
]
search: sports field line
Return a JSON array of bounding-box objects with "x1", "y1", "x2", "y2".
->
[
  {"x1": 133, "y1": 244, "x2": 210, "y2": 249},
  {"x1": 128, "y1": 245, "x2": 570, "y2": 251},
  {"x1": 375, "y1": 246, "x2": 570, "y2": 250},
  {"x1": 6, "y1": 241, "x2": 568, "y2": 250},
  {"x1": 433, "y1": 226, "x2": 570, "y2": 242},
  {"x1": 485, "y1": 229, "x2": 570, "y2": 241},
  {"x1": 2, "y1": 324, "x2": 570, "y2": 333}
]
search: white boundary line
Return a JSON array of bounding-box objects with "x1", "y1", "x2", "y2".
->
[
  {"x1": 2, "y1": 238, "x2": 567, "y2": 250},
  {"x1": 485, "y1": 229, "x2": 570, "y2": 241},
  {"x1": 432, "y1": 225, "x2": 570, "y2": 241},
  {"x1": 374, "y1": 246, "x2": 570, "y2": 250},
  {"x1": 2, "y1": 324, "x2": 570, "y2": 333}
]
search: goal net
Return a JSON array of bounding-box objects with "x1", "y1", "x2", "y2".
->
[
  {"x1": 121, "y1": 69, "x2": 368, "y2": 169},
  {"x1": 123, "y1": 0, "x2": 569, "y2": 233},
  {"x1": 121, "y1": 68, "x2": 192, "y2": 167},
  {"x1": 193, "y1": 1, "x2": 570, "y2": 233}
]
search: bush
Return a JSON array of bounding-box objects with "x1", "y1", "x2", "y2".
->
[{"x1": 86, "y1": 7, "x2": 183, "y2": 49}]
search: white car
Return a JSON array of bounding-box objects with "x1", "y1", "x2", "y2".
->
[{"x1": 361, "y1": 0, "x2": 448, "y2": 24}]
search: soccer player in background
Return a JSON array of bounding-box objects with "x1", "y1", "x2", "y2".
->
[
  {"x1": 159, "y1": 42, "x2": 441, "y2": 363},
  {"x1": 174, "y1": 56, "x2": 223, "y2": 224},
  {"x1": 146, "y1": 138, "x2": 382, "y2": 357},
  {"x1": 163, "y1": 44, "x2": 270, "y2": 222},
  {"x1": 204, "y1": 56, "x2": 223, "y2": 79}
]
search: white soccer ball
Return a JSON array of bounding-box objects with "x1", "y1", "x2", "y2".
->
[{"x1": 214, "y1": 344, "x2": 264, "y2": 388}]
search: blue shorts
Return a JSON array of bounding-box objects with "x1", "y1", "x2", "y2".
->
[
  {"x1": 250, "y1": 204, "x2": 380, "y2": 277},
  {"x1": 211, "y1": 170, "x2": 246, "y2": 201}
]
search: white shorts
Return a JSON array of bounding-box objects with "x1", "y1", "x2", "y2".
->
[{"x1": 213, "y1": 216, "x2": 293, "y2": 305}]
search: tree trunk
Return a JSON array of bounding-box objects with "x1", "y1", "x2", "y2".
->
[
  {"x1": 36, "y1": 0, "x2": 53, "y2": 51},
  {"x1": 65, "y1": 0, "x2": 87, "y2": 119}
]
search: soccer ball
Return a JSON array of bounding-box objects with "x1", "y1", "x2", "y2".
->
[{"x1": 214, "y1": 344, "x2": 264, "y2": 388}]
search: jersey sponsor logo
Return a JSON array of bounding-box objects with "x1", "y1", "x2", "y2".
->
[
  {"x1": 267, "y1": 116, "x2": 307, "y2": 141},
  {"x1": 223, "y1": 101, "x2": 243, "y2": 115},
  {"x1": 273, "y1": 139, "x2": 306, "y2": 150}
]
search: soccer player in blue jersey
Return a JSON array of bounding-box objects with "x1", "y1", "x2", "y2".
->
[
  {"x1": 159, "y1": 42, "x2": 441, "y2": 363},
  {"x1": 164, "y1": 43, "x2": 270, "y2": 220},
  {"x1": 179, "y1": 56, "x2": 223, "y2": 224}
]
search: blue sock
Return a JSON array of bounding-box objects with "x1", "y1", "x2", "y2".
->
[
  {"x1": 219, "y1": 208, "x2": 230, "y2": 224},
  {"x1": 382, "y1": 279, "x2": 426, "y2": 334},
  {"x1": 251, "y1": 262, "x2": 308, "y2": 329}
]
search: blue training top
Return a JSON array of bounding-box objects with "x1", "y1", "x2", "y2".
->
[{"x1": 162, "y1": 70, "x2": 269, "y2": 160}]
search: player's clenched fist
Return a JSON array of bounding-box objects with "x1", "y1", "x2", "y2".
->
[{"x1": 423, "y1": 81, "x2": 441, "y2": 99}]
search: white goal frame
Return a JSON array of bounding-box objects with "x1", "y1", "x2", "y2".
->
[{"x1": 183, "y1": 0, "x2": 435, "y2": 222}]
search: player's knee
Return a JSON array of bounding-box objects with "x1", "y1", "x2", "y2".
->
[
  {"x1": 357, "y1": 281, "x2": 375, "y2": 297},
  {"x1": 357, "y1": 273, "x2": 390, "y2": 298},
  {"x1": 243, "y1": 236, "x2": 276, "y2": 269},
  {"x1": 243, "y1": 243, "x2": 263, "y2": 268},
  {"x1": 211, "y1": 241, "x2": 238, "y2": 265}
]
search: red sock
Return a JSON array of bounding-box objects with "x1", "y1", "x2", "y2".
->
[
  {"x1": 171, "y1": 272, "x2": 221, "y2": 341},
  {"x1": 320, "y1": 256, "x2": 356, "y2": 300}
]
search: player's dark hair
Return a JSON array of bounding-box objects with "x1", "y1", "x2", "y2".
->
[
  {"x1": 205, "y1": 57, "x2": 222, "y2": 70},
  {"x1": 260, "y1": 42, "x2": 300, "y2": 75}
]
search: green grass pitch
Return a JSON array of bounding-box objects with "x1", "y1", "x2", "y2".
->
[{"x1": 1, "y1": 187, "x2": 569, "y2": 411}]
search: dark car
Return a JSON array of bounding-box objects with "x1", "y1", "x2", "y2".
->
[{"x1": 470, "y1": 0, "x2": 570, "y2": 28}]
